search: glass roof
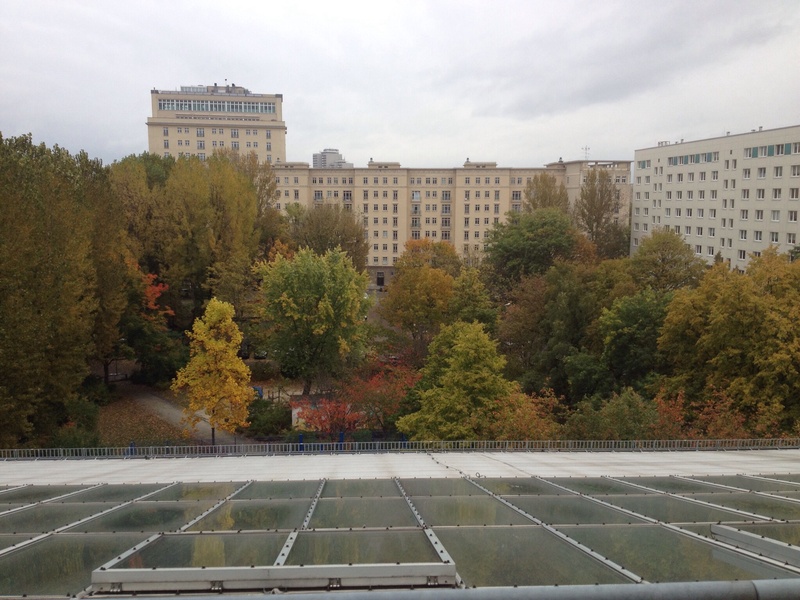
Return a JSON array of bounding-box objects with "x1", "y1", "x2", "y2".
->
[{"x1": 1, "y1": 475, "x2": 800, "y2": 596}]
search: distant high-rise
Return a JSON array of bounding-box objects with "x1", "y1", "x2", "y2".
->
[
  {"x1": 147, "y1": 84, "x2": 287, "y2": 163},
  {"x1": 313, "y1": 148, "x2": 353, "y2": 169}
]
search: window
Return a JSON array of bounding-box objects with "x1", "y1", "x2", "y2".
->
[
  {"x1": 756, "y1": 209, "x2": 764, "y2": 221},
  {"x1": 738, "y1": 250, "x2": 747, "y2": 261},
  {"x1": 743, "y1": 169, "x2": 750, "y2": 180},
  {"x1": 740, "y1": 209, "x2": 748, "y2": 220},
  {"x1": 695, "y1": 245, "x2": 702, "y2": 255},
  {"x1": 197, "y1": 140, "x2": 205, "y2": 150},
  {"x1": 774, "y1": 189, "x2": 782, "y2": 200},
  {"x1": 775, "y1": 166, "x2": 783, "y2": 178},
  {"x1": 698, "y1": 208, "x2": 704, "y2": 217},
  {"x1": 712, "y1": 171, "x2": 718, "y2": 181},
  {"x1": 790, "y1": 211, "x2": 798, "y2": 222},
  {"x1": 231, "y1": 141, "x2": 239, "y2": 150},
  {"x1": 700, "y1": 172, "x2": 706, "y2": 181},
  {"x1": 708, "y1": 246, "x2": 715, "y2": 256},
  {"x1": 709, "y1": 209, "x2": 717, "y2": 218},
  {"x1": 196, "y1": 128, "x2": 204, "y2": 137},
  {"x1": 757, "y1": 189, "x2": 765, "y2": 199},
  {"x1": 688, "y1": 173, "x2": 694, "y2": 182},
  {"x1": 711, "y1": 190, "x2": 718, "y2": 199},
  {"x1": 708, "y1": 227, "x2": 715, "y2": 237},
  {"x1": 163, "y1": 140, "x2": 169, "y2": 149},
  {"x1": 789, "y1": 232, "x2": 797, "y2": 245},
  {"x1": 739, "y1": 230, "x2": 747, "y2": 240},
  {"x1": 231, "y1": 129, "x2": 239, "y2": 138},
  {"x1": 770, "y1": 231, "x2": 779, "y2": 243},
  {"x1": 686, "y1": 208, "x2": 692, "y2": 217},
  {"x1": 771, "y1": 210, "x2": 780, "y2": 221},
  {"x1": 754, "y1": 230, "x2": 762, "y2": 241},
  {"x1": 741, "y1": 189, "x2": 750, "y2": 199},
  {"x1": 696, "y1": 227, "x2": 703, "y2": 236},
  {"x1": 792, "y1": 188, "x2": 800, "y2": 199},
  {"x1": 758, "y1": 167, "x2": 766, "y2": 179},
  {"x1": 792, "y1": 166, "x2": 800, "y2": 177},
  {"x1": 512, "y1": 191, "x2": 522, "y2": 201}
]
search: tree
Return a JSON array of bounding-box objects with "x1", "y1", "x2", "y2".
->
[
  {"x1": 630, "y1": 228, "x2": 706, "y2": 292},
  {"x1": 448, "y1": 267, "x2": 498, "y2": 333},
  {"x1": 484, "y1": 208, "x2": 587, "y2": 295},
  {"x1": 256, "y1": 248, "x2": 371, "y2": 395},
  {"x1": 293, "y1": 397, "x2": 364, "y2": 441},
  {"x1": 563, "y1": 389, "x2": 657, "y2": 440},
  {"x1": 0, "y1": 134, "x2": 97, "y2": 446},
  {"x1": 342, "y1": 364, "x2": 421, "y2": 435},
  {"x1": 171, "y1": 298, "x2": 253, "y2": 444},
  {"x1": 395, "y1": 239, "x2": 462, "y2": 278},
  {"x1": 524, "y1": 172, "x2": 569, "y2": 213},
  {"x1": 287, "y1": 203, "x2": 369, "y2": 271},
  {"x1": 573, "y1": 169, "x2": 619, "y2": 254},
  {"x1": 397, "y1": 322, "x2": 517, "y2": 440}
]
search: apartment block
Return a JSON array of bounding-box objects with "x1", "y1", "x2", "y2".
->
[
  {"x1": 546, "y1": 159, "x2": 632, "y2": 225},
  {"x1": 631, "y1": 125, "x2": 800, "y2": 267},
  {"x1": 312, "y1": 148, "x2": 353, "y2": 169},
  {"x1": 147, "y1": 84, "x2": 287, "y2": 163}
]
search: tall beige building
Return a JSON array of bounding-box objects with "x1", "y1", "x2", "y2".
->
[
  {"x1": 631, "y1": 125, "x2": 800, "y2": 267},
  {"x1": 147, "y1": 84, "x2": 286, "y2": 163}
]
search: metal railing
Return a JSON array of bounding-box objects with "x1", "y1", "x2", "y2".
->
[{"x1": 0, "y1": 438, "x2": 798, "y2": 460}]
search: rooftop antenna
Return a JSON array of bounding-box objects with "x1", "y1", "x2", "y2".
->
[{"x1": 581, "y1": 146, "x2": 590, "y2": 160}]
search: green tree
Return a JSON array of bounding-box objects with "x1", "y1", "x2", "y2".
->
[
  {"x1": 287, "y1": 203, "x2": 369, "y2": 271},
  {"x1": 0, "y1": 134, "x2": 97, "y2": 446},
  {"x1": 630, "y1": 228, "x2": 706, "y2": 292},
  {"x1": 171, "y1": 298, "x2": 252, "y2": 443},
  {"x1": 563, "y1": 389, "x2": 657, "y2": 440},
  {"x1": 524, "y1": 172, "x2": 569, "y2": 213},
  {"x1": 484, "y1": 208, "x2": 586, "y2": 295},
  {"x1": 573, "y1": 169, "x2": 619, "y2": 254},
  {"x1": 256, "y1": 248, "x2": 371, "y2": 395},
  {"x1": 397, "y1": 322, "x2": 516, "y2": 440},
  {"x1": 449, "y1": 267, "x2": 498, "y2": 333}
]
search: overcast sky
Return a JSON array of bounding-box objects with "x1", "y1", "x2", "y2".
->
[{"x1": 2, "y1": 0, "x2": 799, "y2": 168}]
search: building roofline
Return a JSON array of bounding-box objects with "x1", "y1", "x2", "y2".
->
[{"x1": 635, "y1": 123, "x2": 800, "y2": 152}]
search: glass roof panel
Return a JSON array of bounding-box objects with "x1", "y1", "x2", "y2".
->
[
  {"x1": 63, "y1": 483, "x2": 167, "y2": 503},
  {"x1": 398, "y1": 478, "x2": 487, "y2": 496},
  {"x1": 187, "y1": 499, "x2": 311, "y2": 531},
  {"x1": 0, "y1": 503, "x2": 112, "y2": 533},
  {"x1": 480, "y1": 477, "x2": 571, "y2": 496},
  {"x1": 115, "y1": 532, "x2": 286, "y2": 568},
  {"x1": 684, "y1": 493, "x2": 800, "y2": 521},
  {"x1": 504, "y1": 495, "x2": 646, "y2": 525},
  {"x1": 558, "y1": 525, "x2": 798, "y2": 582},
  {"x1": 67, "y1": 500, "x2": 217, "y2": 533},
  {"x1": 0, "y1": 484, "x2": 89, "y2": 503},
  {"x1": 145, "y1": 482, "x2": 243, "y2": 501},
  {"x1": 236, "y1": 480, "x2": 321, "y2": 500},
  {"x1": 600, "y1": 494, "x2": 754, "y2": 523},
  {"x1": 412, "y1": 496, "x2": 532, "y2": 526},
  {"x1": 321, "y1": 479, "x2": 401, "y2": 498},
  {"x1": 730, "y1": 522, "x2": 800, "y2": 545},
  {"x1": 0, "y1": 533, "x2": 34, "y2": 552},
  {"x1": 691, "y1": 475, "x2": 800, "y2": 492},
  {"x1": 619, "y1": 476, "x2": 728, "y2": 494},
  {"x1": 546, "y1": 477, "x2": 653, "y2": 495},
  {"x1": 435, "y1": 526, "x2": 630, "y2": 587},
  {"x1": 285, "y1": 530, "x2": 440, "y2": 565},
  {"x1": 0, "y1": 532, "x2": 146, "y2": 596},
  {"x1": 309, "y1": 497, "x2": 418, "y2": 528},
  {"x1": 765, "y1": 474, "x2": 800, "y2": 484}
]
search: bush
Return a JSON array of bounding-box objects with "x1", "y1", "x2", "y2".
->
[{"x1": 246, "y1": 398, "x2": 292, "y2": 437}]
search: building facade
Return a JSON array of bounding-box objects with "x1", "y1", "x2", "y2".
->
[
  {"x1": 147, "y1": 84, "x2": 287, "y2": 164},
  {"x1": 631, "y1": 125, "x2": 800, "y2": 267},
  {"x1": 546, "y1": 159, "x2": 632, "y2": 225}
]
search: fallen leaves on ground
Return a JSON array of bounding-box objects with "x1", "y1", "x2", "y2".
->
[{"x1": 98, "y1": 396, "x2": 191, "y2": 447}]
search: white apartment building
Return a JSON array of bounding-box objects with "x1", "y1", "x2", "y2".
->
[
  {"x1": 147, "y1": 84, "x2": 287, "y2": 164},
  {"x1": 631, "y1": 125, "x2": 800, "y2": 267}
]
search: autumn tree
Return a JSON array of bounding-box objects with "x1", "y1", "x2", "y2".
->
[
  {"x1": 448, "y1": 267, "x2": 498, "y2": 333},
  {"x1": 256, "y1": 248, "x2": 371, "y2": 395},
  {"x1": 524, "y1": 172, "x2": 569, "y2": 213},
  {"x1": 573, "y1": 169, "x2": 620, "y2": 254},
  {"x1": 293, "y1": 398, "x2": 364, "y2": 441},
  {"x1": 287, "y1": 203, "x2": 369, "y2": 271},
  {"x1": 630, "y1": 228, "x2": 706, "y2": 292},
  {"x1": 397, "y1": 322, "x2": 518, "y2": 440},
  {"x1": 563, "y1": 389, "x2": 658, "y2": 440},
  {"x1": 171, "y1": 298, "x2": 252, "y2": 444},
  {"x1": 395, "y1": 239, "x2": 462, "y2": 278},
  {"x1": 341, "y1": 364, "x2": 421, "y2": 435}
]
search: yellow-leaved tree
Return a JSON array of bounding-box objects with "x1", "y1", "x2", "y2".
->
[{"x1": 172, "y1": 298, "x2": 252, "y2": 444}]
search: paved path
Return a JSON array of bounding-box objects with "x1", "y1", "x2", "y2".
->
[{"x1": 117, "y1": 381, "x2": 257, "y2": 446}]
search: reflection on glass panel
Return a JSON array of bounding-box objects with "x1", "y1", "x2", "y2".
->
[
  {"x1": 64, "y1": 484, "x2": 167, "y2": 503},
  {"x1": 236, "y1": 481, "x2": 321, "y2": 500},
  {"x1": 685, "y1": 493, "x2": 800, "y2": 521},
  {"x1": 118, "y1": 532, "x2": 285, "y2": 568},
  {"x1": 732, "y1": 523, "x2": 800, "y2": 545},
  {"x1": 399, "y1": 478, "x2": 486, "y2": 497},
  {"x1": 322, "y1": 479, "x2": 400, "y2": 498},
  {"x1": 0, "y1": 503, "x2": 111, "y2": 533},
  {"x1": 559, "y1": 525, "x2": 797, "y2": 582},
  {"x1": 310, "y1": 498, "x2": 417, "y2": 528},
  {"x1": 546, "y1": 478, "x2": 647, "y2": 495},
  {"x1": 0, "y1": 534, "x2": 34, "y2": 552},
  {"x1": 692, "y1": 475, "x2": 800, "y2": 493},
  {"x1": 0, "y1": 485, "x2": 88, "y2": 503},
  {"x1": 69, "y1": 501, "x2": 216, "y2": 532},
  {"x1": 505, "y1": 496, "x2": 645, "y2": 525},
  {"x1": 620, "y1": 476, "x2": 722, "y2": 494},
  {"x1": 286, "y1": 530, "x2": 439, "y2": 565},
  {"x1": 481, "y1": 478, "x2": 568, "y2": 496},
  {"x1": 766, "y1": 474, "x2": 800, "y2": 485},
  {"x1": 601, "y1": 495, "x2": 749, "y2": 523},
  {"x1": 145, "y1": 482, "x2": 242, "y2": 501},
  {"x1": 188, "y1": 499, "x2": 310, "y2": 531},
  {"x1": 0, "y1": 533, "x2": 146, "y2": 596},
  {"x1": 412, "y1": 497, "x2": 532, "y2": 526},
  {"x1": 435, "y1": 526, "x2": 630, "y2": 587}
]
